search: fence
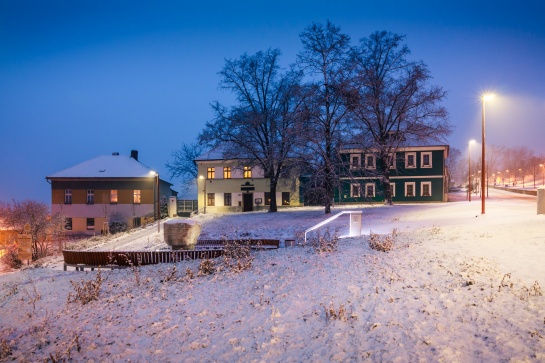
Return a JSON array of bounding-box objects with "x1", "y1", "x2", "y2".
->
[{"x1": 177, "y1": 199, "x2": 198, "y2": 216}]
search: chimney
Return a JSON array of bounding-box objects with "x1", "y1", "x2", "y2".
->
[{"x1": 130, "y1": 150, "x2": 138, "y2": 161}]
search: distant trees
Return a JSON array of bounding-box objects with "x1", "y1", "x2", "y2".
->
[
  {"x1": 199, "y1": 48, "x2": 305, "y2": 212},
  {"x1": 0, "y1": 200, "x2": 64, "y2": 260},
  {"x1": 166, "y1": 141, "x2": 205, "y2": 196}
]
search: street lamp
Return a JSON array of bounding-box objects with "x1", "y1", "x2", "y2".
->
[
  {"x1": 150, "y1": 171, "x2": 160, "y2": 233},
  {"x1": 481, "y1": 93, "x2": 494, "y2": 214},
  {"x1": 199, "y1": 175, "x2": 207, "y2": 214},
  {"x1": 468, "y1": 140, "x2": 475, "y2": 202},
  {"x1": 541, "y1": 164, "x2": 544, "y2": 186}
]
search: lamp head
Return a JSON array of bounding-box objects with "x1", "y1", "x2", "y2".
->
[{"x1": 483, "y1": 93, "x2": 495, "y2": 101}]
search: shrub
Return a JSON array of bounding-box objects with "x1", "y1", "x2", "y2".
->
[
  {"x1": 311, "y1": 228, "x2": 339, "y2": 253},
  {"x1": 67, "y1": 270, "x2": 104, "y2": 305},
  {"x1": 368, "y1": 230, "x2": 396, "y2": 252},
  {"x1": 108, "y1": 220, "x2": 128, "y2": 235},
  {"x1": 198, "y1": 259, "x2": 215, "y2": 275},
  {"x1": 0, "y1": 244, "x2": 22, "y2": 269},
  {"x1": 222, "y1": 239, "x2": 253, "y2": 272}
]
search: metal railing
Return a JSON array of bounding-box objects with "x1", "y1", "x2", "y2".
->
[{"x1": 304, "y1": 211, "x2": 362, "y2": 244}]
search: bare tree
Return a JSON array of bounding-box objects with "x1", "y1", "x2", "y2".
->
[
  {"x1": 297, "y1": 21, "x2": 352, "y2": 214},
  {"x1": 0, "y1": 200, "x2": 64, "y2": 260},
  {"x1": 166, "y1": 141, "x2": 206, "y2": 195},
  {"x1": 348, "y1": 31, "x2": 452, "y2": 205},
  {"x1": 200, "y1": 48, "x2": 305, "y2": 212},
  {"x1": 446, "y1": 147, "x2": 461, "y2": 187}
]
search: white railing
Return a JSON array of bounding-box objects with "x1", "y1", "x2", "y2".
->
[{"x1": 304, "y1": 211, "x2": 362, "y2": 244}]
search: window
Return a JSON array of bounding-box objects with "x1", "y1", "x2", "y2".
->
[
  {"x1": 224, "y1": 193, "x2": 232, "y2": 206},
  {"x1": 133, "y1": 217, "x2": 142, "y2": 228},
  {"x1": 207, "y1": 167, "x2": 215, "y2": 179},
  {"x1": 351, "y1": 184, "x2": 361, "y2": 198},
  {"x1": 207, "y1": 193, "x2": 215, "y2": 206},
  {"x1": 86, "y1": 189, "x2": 94, "y2": 204},
  {"x1": 388, "y1": 153, "x2": 396, "y2": 169},
  {"x1": 365, "y1": 183, "x2": 375, "y2": 197},
  {"x1": 421, "y1": 152, "x2": 432, "y2": 168},
  {"x1": 282, "y1": 192, "x2": 290, "y2": 205},
  {"x1": 65, "y1": 218, "x2": 72, "y2": 231},
  {"x1": 405, "y1": 153, "x2": 416, "y2": 168},
  {"x1": 64, "y1": 189, "x2": 72, "y2": 204},
  {"x1": 133, "y1": 190, "x2": 141, "y2": 204},
  {"x1": 405, "y1": 182, "x2": 416, "y2": 197},
  {"x1": 86, "y1": 218, "x2": 95, "y2": 230},
  {"x1": 110, "y1": 190, "x2": 118, "y2": 204},
  {"x1": 350, "y1": 154, "x2": 360, "y2": 170},
  {"x1": 264, "y1": 192, "x2": 271, "y2": 205},
  {"x1": 421, "y1": 182, "x2": 432, "y2": 196},
  {"x1": 223, "y1": 167, "x2": 231, "y2": 179},
  {"x1": 243, "y1": 166, "x2": 252, "y2": 179},
  {"x1": 365, "y1": 154, "x2": 376, "y2": 169},
  {"x1": 390, "y1": 183, "x2": 396, "y2": 197}
]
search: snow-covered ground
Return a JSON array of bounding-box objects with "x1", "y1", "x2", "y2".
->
[{"x1": 1, "y1": 188, "x2": 544, "y2": 362}]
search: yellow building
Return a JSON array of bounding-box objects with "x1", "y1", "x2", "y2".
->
[
  {"x1": 46, "y1": 150, "x2": 177, "y2": 234},
  {"x1": 195, "y1": 150, "x2": 301, "y2": 213}
]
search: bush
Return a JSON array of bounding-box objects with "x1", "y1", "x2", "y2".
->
[
  {"x1": 311, "y1": 228, "x2": 339, "y2": 253},
  {"x1": 109, "y1": 220, "x2": 128, "y2": 234},
  {"x1": 0, "y1": 244, "x2": 22, "y2": 269},
  {"x1": 368, "y1": 229, "x2": 397, "y2": 252},
  {"x1": 222, "y1": 239, "x2": 253, "y2": 272}
]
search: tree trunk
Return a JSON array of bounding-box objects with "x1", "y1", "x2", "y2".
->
[
  {"x1": 382, "y1": 155, "x2": 393, "y2": 205},
  {"x1": 269, "y1": 177, "x2": 278, "y2": 212}
]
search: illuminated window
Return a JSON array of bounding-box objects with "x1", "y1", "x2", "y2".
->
[
  {"x1": 224, "y1": 193, "x2": 232, "y2": 206},
  {"x1": 264, "y1": 192, "x2": 271, "y2": 205},
  {"x1": 365, "y1": 183, "x2": 375, "y2": 197},
  {"x1": 421, "y1": 182, "x2": 432, "y2": 196},
  {"x1": 133, "y1": 190, "x2": 141, "y2": 204},
  {"x1": 207, "y1": 167, "x2": 215, "y2": 179},
  {"x1": 421, "y1": 152, "x2": 432, "y2": 168},
  {"x1": 282, "y1": 192, "x2": 290, "y2": 205},
  {"x1": 243, "y1": 166, "x2": 252, "y2": 179},
  {"x1": 405, "y1": 153, "x2": 416, "y2": 168},
  {"x1": 86, "y1": 189, "x2": 94, "y2": 204},
  {"x1": 405, "y1": 182, "x2": 415, "y2": 197},
  {"x1": 86, "y1": 218, "x2": 95, "y2": 230},
  {"x1": 351, "y1": 184, "x2": 360, "y2": 198},
  {"x1": 223, "y1": 167, "x2": 231, "y2": 179},
  {"x1": 64, "y1": 189, "x2": 72, "y2": 204},
  {"x1": 110, "y1": 190, "x2": 118, "y2": 203},
  {"x1": 207, "y1": 193, "x2": 215, "y2": 206}
]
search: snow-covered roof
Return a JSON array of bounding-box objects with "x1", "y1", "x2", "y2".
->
[
  {"x1": 194, "y1": 147, "x2": 230, "y2": 161},
  {"x1": 47, "y1": 154, "x2": 157, "y2": 179}
]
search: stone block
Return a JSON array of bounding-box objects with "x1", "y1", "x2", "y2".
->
[{"x1": 164, "y1": 219, "x2": 201, "y2": 250}]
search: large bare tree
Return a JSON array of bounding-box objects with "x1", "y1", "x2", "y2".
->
[
  {"x1": 166, "y1": 141, "x2": 206, "y2": 196},
  {"x1": 297, "y1": 21, "x2": 352, "y2": 214},
  {"x1": 349, "y1": 31, "x2": 452, "y2": 205},
  {"x1": 200, "y1": 48, "x2": 305, "y2": 212}
]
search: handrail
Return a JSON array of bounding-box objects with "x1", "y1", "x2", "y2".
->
[{"x1": 304, "y1": 211, "x2": 359, "y2": 244}]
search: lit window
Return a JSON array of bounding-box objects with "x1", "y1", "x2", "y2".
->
[
  {"x1": 64, "y1": 189, "x2": 72, "y2": 204},
  {"x1": 365, "y1": 183, "x2": 375, "y2": 197},
  {"x1": 421, "y1": 152, "x2": 432, "y2": 168},
  {"x1": 264, "y1": 192, "x2": 271, "y2": 205},
  {"x1": 243, "y1": 166, "x2": 252, "y2": 178},
  {"x1": 86, "y1": 218, "x2": 95, "y2": 230},
  {"x1": 223, "y1": 167, "x2": 231, "y2": 179},
  {"x1": 405, "y1": 153, "x2": 416, "y2": 168},
  {"x1": 110, "y1": 190, "x2": 118, "y2": 203},
  {"x1": 421, "y1": 182, "x2": 432, "y2": 196},
  {"x1": 87, "y1": 190, "x2": 94, "y2": 204},
  {"x1": 224, "y1": 193, "x2": 232, "y2": 206},
  {"x1": 133, "y1": 190, "x2": 141, "y2": 204},
  {"x1": 365, "y1": 154, "x2": 376, "y2": 169},
  {"x1": 207, "y1": 167, "x2": 215, "y2": 179},
  {"x1": 282, "y1": 192, "x2": 290, "y2": 205},
  {"x1": 405, "y1": 182, "x2": 415, "y2": 197},
  {"x1": 351, "y1": 184, "x2": 360, "y2": 198},
  {"x1": 207, "y1": 193, "x2": 215, "y2": 206}
]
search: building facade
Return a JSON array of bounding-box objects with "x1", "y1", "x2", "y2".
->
[
  {"x1": 195, "y1": 151, "x2": 301, "y2": 213},
  {"x1": 46, "y1": 151, "x2": 177, "y2": 235},
  {"x1": 336, "y1": 145, "x2": 450, "y2": 204}
]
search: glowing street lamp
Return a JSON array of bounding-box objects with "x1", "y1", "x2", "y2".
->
[
  {"x1": 199, "y1": 175, "x2": 207, "y2": 214},
  {"x1": 150, "y1": 171, "x2": 160, "y2": 233},
  {"x1": 481, "y1": 93, "x2": 494, "y2": 214},
  {"x1": 468, "y1": 140, "x2": 476, "y2": 202}
]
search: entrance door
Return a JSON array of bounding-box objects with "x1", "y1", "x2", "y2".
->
[{"x1": 242, "y1": 193, "x2": 253, "y2": 212}]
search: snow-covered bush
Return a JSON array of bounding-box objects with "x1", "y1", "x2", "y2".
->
[
  {"x1": 0, "y1": 243, "x2": 22, "y2": 269},
  {"x1": 67, "y1": 270, "x2": 104, "y2": 305},
  {"x1": 311, "y1": 228, "x2": 339, "y2": 253},
  {"x1": 368, "y1": 229, "x2": 397, "y2": 252},
  {"x1": 222, "y1": 239, "x2": 253, "y2": 272},
  {"x1": 198, "y1": 259, "x2": 216, "y2": 275}
]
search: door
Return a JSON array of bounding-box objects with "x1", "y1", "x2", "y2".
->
[{"x1": 243, "y1": 193, "x2": 253, "y2": 212}]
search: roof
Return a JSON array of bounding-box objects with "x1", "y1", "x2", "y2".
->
[
  {"x1": 194, "y1": 147, "x2": 230, "y2": 162},
  {"x1": 46, "y1": 154, "x2": 157, "y2": 179}
]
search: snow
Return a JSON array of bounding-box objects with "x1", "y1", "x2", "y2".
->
[
  {"x1": 1, "y1": 188, "x2": 545, "y2": 362},
  {"x1": 46, "y1": 154, "x2": 156, "y2": 178}
]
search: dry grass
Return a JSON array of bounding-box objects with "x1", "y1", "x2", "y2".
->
[
  {"x1": 198, "y1": 259, "x2": 216, "y2": 275},
  {"x1": 369, "y1": 229, "x2": 398, "y2": 252},
  {"x1": 222, "y1": 239, "x2": 254, "y2": 272},
  {"x1": 67, "y1": 269, "x2": 104, "y2": 305},
  {"x1": 310, "y1": 228, "x2": 339, "y2": 253}
]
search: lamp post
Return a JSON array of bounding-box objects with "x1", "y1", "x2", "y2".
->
[
  {"x1": 481, "y1": 94, "x2": 494, "y2": 214},
  {"x1": 541, "y1": 164, "x2": 544, "y2": 186},
  {"x1": 150, "y1": 171, "x2": 160, "y2": 233},
  {"x1": 199, "y1": 175, "x2": 206, "y2": 214},
  {"x1": 468, "y1": 140, "x2": 475, "y2": 202}
]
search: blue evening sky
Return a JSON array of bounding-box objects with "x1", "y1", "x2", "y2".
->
[{"x1": 1, "y1": 0, "x2": 544, "y2": 202}]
